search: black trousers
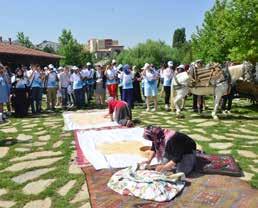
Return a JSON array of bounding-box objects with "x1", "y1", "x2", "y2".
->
[
  {"x1": 31, "y1": 87, "x2": 41, "y2": 113},
  {"x1": 14, "y1": 88, "x2": 29, "y2": 117},
  {"x1": 164, "y1": 86, "x2": 171, "y2": 105},
  {"x1": 193, "y1": 95, "x2": 203, "y2": 111}
]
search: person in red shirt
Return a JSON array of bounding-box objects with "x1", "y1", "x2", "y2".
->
[{"x1": 104, "y1": 97, "x2": 133, "y2": 127}]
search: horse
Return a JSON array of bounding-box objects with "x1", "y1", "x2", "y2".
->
[{"x1": 172, "y1": 61, "x2": 254, "y2": 120}]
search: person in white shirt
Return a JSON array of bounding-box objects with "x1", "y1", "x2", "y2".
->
[
  {"x1": 85, "y1": 62, "x2": 96, "y2": 102},
  {"x1": 59, "y1": 66, "x2": 70, "y2": 108},
  {"x1": 94, "y1": 65, "x2": 106, "y2": 105},
  {"x1": 45, "y1": 64, "x2": 59, "y2": 110},
  {"x1": 70, "y1": 66, "x2": 85, "y2": 108},
  {"x1": 105, "y1": 64, "x2": 118, "y2": 99},
  {"x1": 142, "y1": 63, "x2": 159, "y2": 112},
  {"x1": 163, "y1": 61, "x2": 174, "y2": 111}
]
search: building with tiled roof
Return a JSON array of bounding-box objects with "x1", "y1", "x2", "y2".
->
[{"x1": 0, "y1": 38, "x2": 62, "y2": 67}]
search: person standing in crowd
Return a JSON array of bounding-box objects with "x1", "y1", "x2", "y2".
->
[
  {"x1": 0, "y1": 64, "x2": 9, "y2": 122},
  {"x1": 56, "y1": 67, "x2": 63, "y2": 107},
  {"x1": 116, "y1": 64, "x2": 124, "y2": 99},
  {"x1": 142, "y1": 125, "x2": 196, "y2": 176},
  {"x1": 1, "y1": 65, "x2": 13, "y2": 116},
  {"x1": 29, "y1": 65, "x2": 43, "y2": 114},
  {"x1": 121, "y1": 64, "x2": 134, "y2": 110},
  {"x1": 221, "y1": 62, "x2": 234, "y2": 114},
  {"x1": 12, "y1": 68, "x2": 29, "y2": 117},
  {"x1": 132, "y1": 66, "x2": 143, "y2": 103},
  {"x1": 94, "y1": 65, "x2": 106, "y2": 105},
  {"x1": 159, "y1": 63, "x2": 166, "y2": 97},
  {"x1": 39, "y1": 66, "x2": 47, "y2": 112},
  {"x1": 104, "y1": 97, "x2": 133, "y2": 127},
  {"x1": 105, "y1": 64, "x2": 118, "y2": 99},
  {"x1": 142, "y1": 63, "x2": 159, "y2": 112},
  {"x1": 45, "y1": 64, "x2": 59, "y2": 110},
  {"x1": 193, "y1": 59, "x2": 204, "y2": 113},
  {"x1": 163, "y1": 61, "x2": 174, "y2": 111},
  {"x1": 70, "y1": 66, "x2": 85, "y2": 109},
  {"x1": 85, "y1": 62, "x2": 96, "y2": 102},
  {"x1": 59, "y1": 66, "x2": 71, "y2": 109}
]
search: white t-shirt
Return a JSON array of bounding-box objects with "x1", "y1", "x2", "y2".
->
[
  {"x1": 59, "y1": 72, "x2": 70, "y2": 88},
  {"x1": 163, "y1": 68, "x2": 173, "y2": 86}
]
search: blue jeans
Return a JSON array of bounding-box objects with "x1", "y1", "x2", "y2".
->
[
  {"x1": 87, "y1": 84, "x2": 94, "y2": 101},
  {"x1": 61, "y1": 87, "x2": 68, "y2": 107}
]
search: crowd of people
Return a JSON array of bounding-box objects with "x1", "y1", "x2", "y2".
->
[{"x1": 0, "y1": 59, "x2": 235, "y2": 123}]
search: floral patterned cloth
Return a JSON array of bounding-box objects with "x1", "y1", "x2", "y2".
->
[{"x1": 107, "y1": 166, "x2": 185, "y2": 202}]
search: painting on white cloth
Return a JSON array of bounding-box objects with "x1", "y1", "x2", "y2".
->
[
  {"x1": 76, "y1": 127, "x2": 157, "y2": 170},
  {"x1": 63, "y1": 109, "x2": 119, "y2": 130}
]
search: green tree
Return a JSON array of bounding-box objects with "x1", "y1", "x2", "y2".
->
[
  {"x1": 191, "y1": 0, "x2": 258, "y2": 63},
  {"x1": 17, "y1": 32, "x2": 34, "y2": 48},
  {"x1": 191, "y1": 0, "x2": 229, "y2": 63},
  {"x1": 42, "y1": 46, "x2": 55, "y2": 54},
  {"x1": 80, "y1": 50, "x2": 93, "y2": 66},
  {"x1": 58, "y1": 29, "x2": 84, "y2": 66},
  {"x1": 224, "y1": 0, "x2": 258, "y2": 63},
  {"x1": 172, "y1": 28, "x2": 186, "y2": 48},
  {"x1": 116, "y1": 40, "x2": 178, "y2": 68}
]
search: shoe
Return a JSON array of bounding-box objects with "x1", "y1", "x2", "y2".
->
[
  {"x1": 227, "y1": 111, "x2": 231, "y2": 115},
  {"x1": 222, "y1": 110, "x2": 227, "y2": 115},
  {"x1": 146, "y1": 108, "x2": 150, "y2": 112},
  {"x1": 165, "y1": 104, "x2": 169, "y2": 111},
  {"x1": 151, "y1": 108, "x2": 157, "y2": 112}
]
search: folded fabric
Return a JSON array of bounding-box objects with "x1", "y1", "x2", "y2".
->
[
  {"x1": 196, "y1": 153, "x2": 242, "y2": 176},
  {"x1": 108, "y1": 166, "x2": 185, "y2": 202}
]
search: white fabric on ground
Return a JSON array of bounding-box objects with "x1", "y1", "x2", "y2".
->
[
  {"x1": 76, "y1": 127, "x2": 157, "y2": 170},
  {"x1": 63, "y1": 109, "x2": 119, "y2": 130}
]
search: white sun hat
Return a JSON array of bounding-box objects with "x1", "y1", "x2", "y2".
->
[
  {"x1": 141, "y1": 63, "x2": 150, "y2": 70},
  {"x1": 71, "y1": 66, "x2": 78, "y2": 70},
  {"x1": 112, "y1": 59, "x2": 116, "y2": 64},
  {"x1": 167, "y1": 61, "x2": 173, "y2": 67},
  {"x1": 48, "y1": 64, "x2": 54, "y2": 69},
  {"x1": 177, "y1": 64, "x2": 185, "y2": 70},
  {"x1": 86, "y1": 62, "x2": 91, "y2": 66}
]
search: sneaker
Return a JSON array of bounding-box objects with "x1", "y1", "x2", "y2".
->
[
  {"x1": 146, "y1": 108, "x2": 150, "y2": 112},
  {"x1": 222, "y1": 110, "x2": 227, "y2": 115},
  {"x1": 151, "y1": 108, "x2": 157, "y2": 112},
  {"x1": 165, "y1": 104, "x2": 169, "y2": 111},
  {"x1": 227, "y1": 111, "x2": 231, "y2": 115}
]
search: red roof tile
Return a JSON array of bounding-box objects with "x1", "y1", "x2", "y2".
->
[{"x1": 0, "y1": 42, "x2": 63, "y2": 59}]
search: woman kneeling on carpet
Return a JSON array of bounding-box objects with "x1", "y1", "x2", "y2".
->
[
  {"x1": 104, "y1": 97, "x2": 134, "y2": 127},
  {"x1": 143, "y1": 125, "x2": 196, "y2": 175}
]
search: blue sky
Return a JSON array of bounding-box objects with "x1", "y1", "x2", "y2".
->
[{"x1": 0, "y1": 0, "x2": 214, "y2": 47}]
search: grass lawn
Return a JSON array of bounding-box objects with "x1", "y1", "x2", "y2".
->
[{"x1": 0, "y1": 96, "x2": 257, "y2": 207}]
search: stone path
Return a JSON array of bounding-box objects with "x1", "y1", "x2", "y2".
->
[
  {"x1": 0, "y1": 99, "x2": 257, "y2": 207},
  {"x1": 23, "y1": 179, "x2": 56, "y2": 195},
  {"x1": 0, "y1": 115, "x2": 90, "y2": 208}
]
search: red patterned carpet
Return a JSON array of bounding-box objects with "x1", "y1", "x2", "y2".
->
[
  {"x1": 75, "y1": 130, "x2": 258, "y2": 207},
  {"x1": 82, "y1": 165, "x2": 258, "y2": 208}
]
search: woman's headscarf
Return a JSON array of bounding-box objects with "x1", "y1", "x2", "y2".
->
[
  {"x1": 123, "y1": 64, "x2": 131, "y2": 75},
  {"x1": 143, "y1": 125, "x2": 165, "y2": 161}
]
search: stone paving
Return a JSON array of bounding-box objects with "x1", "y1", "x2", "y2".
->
[
  {"x1": 0, "y1": 116, "x2": 89, "y2": 208},
  {"x1": 0, "y1": 100, "x2": 258, "y2": 207}
]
